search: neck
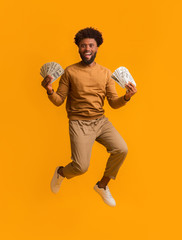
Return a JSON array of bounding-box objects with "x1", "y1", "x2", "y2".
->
[{"x1": 81, "y1": 61, "x2": 96, "y2": 67}]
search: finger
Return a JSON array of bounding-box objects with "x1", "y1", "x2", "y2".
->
[
  {"x1": 47, "y1": 75, "x2": 54, "y2": 80},
  {"x1": 41, "y1": 80, "x2": 47, "y2": 87},
  {"x1": 128, "y1": 81, "x2": 133, "y2": 85},
  {"x1": 44, "y1": 77, "x2": 52, "y2": 86},
  {"x1": 128, "y1": 82, "x2": 135, "y2": 88},
  {"x1": 128, "y1": 82, "x2": 136, "y2": 90},
  {"x1": 129, "y1": 85, "x2": 137, "y2": 93},
  {"x1": 42, "y1": 79, "x2": 49, "y2": 87},
  {"x1": 125, "y1": 84, "x2": 133, "y2": 91},
  {"x1": 42, "y1": 77, "x2": 52, "y2": 88}
]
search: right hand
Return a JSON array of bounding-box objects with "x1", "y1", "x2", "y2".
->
[{"x1": 41, "y1": 75, "x2": 53, "y2": 93}]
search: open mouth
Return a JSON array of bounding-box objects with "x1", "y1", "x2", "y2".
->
[{"x1": 84, "y1": 52, "x2": 92, "y2": 58}]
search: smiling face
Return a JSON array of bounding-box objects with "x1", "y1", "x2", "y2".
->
[{"x1": 78, "y1": 38, "x2": 98, "y2": 65}]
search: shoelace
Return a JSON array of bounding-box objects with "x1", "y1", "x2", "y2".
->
[{"x1": 105, "y1": 187, "x2": 112, "y2": 197}]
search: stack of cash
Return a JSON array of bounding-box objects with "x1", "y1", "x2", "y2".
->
[
  {"x1": 111, "y1": 66, "x2": 136, "y2": 89},
  {"x1": 40, "y1": 62, "x2": 64, "y2": 83}
]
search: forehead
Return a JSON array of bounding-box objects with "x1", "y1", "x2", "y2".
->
[{"x1": 79, "y1": 38, "x2": 97, "y2": 46}]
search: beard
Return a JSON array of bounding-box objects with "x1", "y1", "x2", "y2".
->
[{"x1": 79, "y1": 51, "x2": 97, "y2": 65}]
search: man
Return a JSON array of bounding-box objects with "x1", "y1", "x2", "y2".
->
[{"x1": 41, "y1": 27, "x2": 137, "y2": 207}]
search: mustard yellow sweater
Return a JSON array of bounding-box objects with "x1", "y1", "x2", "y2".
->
[{"x1": 48, "y1": 61, "x2": 129, "y2": 120}]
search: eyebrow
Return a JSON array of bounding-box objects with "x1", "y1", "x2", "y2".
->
[{"x1": 81, "y1": 43, "x2": 94, "y2": 46}]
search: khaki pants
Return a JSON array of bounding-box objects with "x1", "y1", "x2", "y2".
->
[{"x1": 62, "y1": 116, "x2": 128, "y2": 180}]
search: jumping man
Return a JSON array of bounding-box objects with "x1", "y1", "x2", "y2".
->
[{"x1": 41, "y1": 27, "x2": 137, "y2": 207}]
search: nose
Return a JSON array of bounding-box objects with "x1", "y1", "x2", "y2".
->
[{"x1": 85, "y1": 45, "x2": 90, "y2": 51}]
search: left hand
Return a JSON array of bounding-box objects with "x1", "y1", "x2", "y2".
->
[{"x1": 125, "y1": 82, "x2": 137, "y2": 100}]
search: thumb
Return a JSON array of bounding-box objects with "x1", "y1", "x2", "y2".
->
[{"x1": 47, "y1": 75, "x2": 53, "y2": 80}]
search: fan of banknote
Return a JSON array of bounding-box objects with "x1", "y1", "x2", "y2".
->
[
  {"x1": 40, "y1": 62, "x2": 64, "y2": 83},
  {"x1": 111, "y1": 66, "x2": 136, "y2": 89}
]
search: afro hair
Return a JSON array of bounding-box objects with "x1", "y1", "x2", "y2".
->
[{"x1": 74, "y1": 27, "x2": 103, "y2": 47}]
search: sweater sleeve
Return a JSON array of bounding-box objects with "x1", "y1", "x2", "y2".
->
[
  {"x1": 106, "y1": 69, "x2": 129, "y2": 109},
  {"x1": 48, "y1": 69, "x2": 70, "y2": 106}
]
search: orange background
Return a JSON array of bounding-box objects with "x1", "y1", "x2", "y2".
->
[{"x1": 1, "y1": 0, "x2": 182, "y2": 239}]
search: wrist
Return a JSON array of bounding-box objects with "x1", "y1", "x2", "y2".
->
[
  {"x1": 124, "y1": 94, "x2": 130, "y2": 101},
  {"x1": 47, "y1": 89, "x2": 54, "y2": 95}
]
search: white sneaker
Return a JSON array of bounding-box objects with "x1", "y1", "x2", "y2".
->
[
  {"x1": 94, "y1": 182, "x2": 116, "y2": 207},
  {"x1": 50, "y1": 166, "x2": 64, "y2": 194}
]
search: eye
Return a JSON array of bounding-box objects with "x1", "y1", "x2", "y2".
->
[{"x1": 89, "y1": 44, "x2": 94, "y2": 48}]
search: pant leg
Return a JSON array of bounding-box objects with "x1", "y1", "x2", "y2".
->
[
  {"x1": 62, "y1": 120, "x2": 96, "y2": 179},
  {"x1": 96, "y1": 117, "x2": 128, "y2": 180}
]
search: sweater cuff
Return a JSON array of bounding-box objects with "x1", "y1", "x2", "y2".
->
[{"x1": 47, "y1": 91, "x2": 57, "y2": 100}]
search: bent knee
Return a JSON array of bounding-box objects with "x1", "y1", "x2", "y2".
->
[
  {"x1": 72, "y1": 162, "x2": 89, "y2": 174},
  {"x1": 78, "y1": 165, "x2": 89, "y2": 174}
]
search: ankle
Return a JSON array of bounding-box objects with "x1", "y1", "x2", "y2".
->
[
  {"x1": 57, "y1": 166, "x2": 65, "y2": 178},
  {"x1": 97, "y1": 181, "x2": 106, "y2": 190}
]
